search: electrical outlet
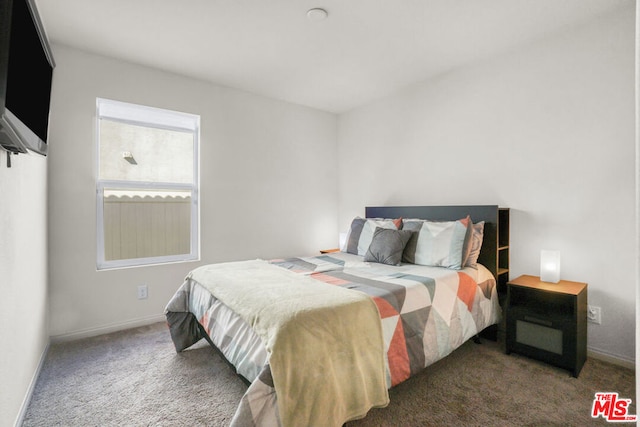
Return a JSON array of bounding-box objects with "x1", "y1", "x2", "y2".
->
[
  {"x1": 137, "y1": 284, "x2": 148, "y2": 300},
  {"x1": 587, "y1": 305, "x2": 601, "y2": 324}
]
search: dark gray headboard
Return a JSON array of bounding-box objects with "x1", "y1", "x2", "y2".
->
[{"x1": 365, "y1": 205, "x2": 499, "y2": 278}]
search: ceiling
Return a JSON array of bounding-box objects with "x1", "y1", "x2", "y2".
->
[{"x1": 35, "y1": 0, "x2": 629, "y2": 114}]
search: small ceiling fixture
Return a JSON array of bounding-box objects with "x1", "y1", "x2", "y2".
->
[{"x1": 307, "y1": 8, "x2": 328, "y2": 21}]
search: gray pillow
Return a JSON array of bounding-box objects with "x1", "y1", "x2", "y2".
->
[
  {"x1": 400, "y1": 220, "x2": 423, "y2": 264},
  {"x1": 345, "y1": 217, "x2": 366, "y2": 254},
  {"x1": 364, "y1": 227, "x2": 413, "y2": 266},
  {"x1": 464, "y1": 221, "x2": 485, "y2": 269}
]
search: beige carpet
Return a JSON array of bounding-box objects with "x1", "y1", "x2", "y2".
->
[{"x1": 22, "y1": 322, "x2": 635, "y2": 426}]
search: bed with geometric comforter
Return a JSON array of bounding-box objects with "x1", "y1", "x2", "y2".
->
[{"x1": 165, "y1": 251, "x2": 501, "y2": 426}]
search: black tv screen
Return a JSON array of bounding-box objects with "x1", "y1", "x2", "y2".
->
[{"x1": 0, "y1": 0, "x2": 54, "y2": 155}]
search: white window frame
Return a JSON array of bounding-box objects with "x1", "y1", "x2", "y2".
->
[{"x1": 96, "y1": 98, "x2": 200, "y2": 270}]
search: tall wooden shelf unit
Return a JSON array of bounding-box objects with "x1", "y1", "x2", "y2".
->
[{"x1": 497, "y1": 208, "x2": 510, "y2": 293}]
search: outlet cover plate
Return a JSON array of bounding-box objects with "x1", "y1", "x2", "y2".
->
[
  {"x1": 137, "y1": 284, "x2": 148, "y2": 300},
  {"x1": 587, "y1": 305, "x2": 601, "y2": 324}
]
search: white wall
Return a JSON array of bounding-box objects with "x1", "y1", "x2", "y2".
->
[
  {"x1": 338, "y1": 5, "x2": 636, "y2": 363},
  {"x1": 0, "y1": 151, "x2": 48, "y2": 427},
  {"x1": 47, "y1": 45, "x2": 338, "y2": 339}
]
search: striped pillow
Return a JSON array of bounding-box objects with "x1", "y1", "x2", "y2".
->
[
  {"x1": 344, "y1": 217, "x2": 400, "y2": 256},
  {"x1": 402, "y1": 216, "x2": 472, "y2": 269}
]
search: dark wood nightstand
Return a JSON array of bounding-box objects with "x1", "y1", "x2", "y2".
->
[
  {"x1": 319, "y1": 248, "x2": 340, "y2": 254},
  {"x1": 505, "y1": 274, "x2": 587, "y2": 377}
]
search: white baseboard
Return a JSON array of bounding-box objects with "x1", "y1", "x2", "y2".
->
[
  {"x1": 50, "y1": 314, "x2": 167, "y2": 343},
  {"x1": 14, "y1": 342, "x2": 50, "y2": 427},
  {"x1": 588, "y1": 347, "x2": 636, "y2": 371}
]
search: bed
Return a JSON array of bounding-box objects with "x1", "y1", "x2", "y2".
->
[{"x1": 165, "y1": 205, "x2": 503, "y2": 427}]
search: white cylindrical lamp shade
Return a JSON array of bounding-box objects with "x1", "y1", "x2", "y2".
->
[{"x1": 540, "y1": 250, "x2": 561, "y2": 283}]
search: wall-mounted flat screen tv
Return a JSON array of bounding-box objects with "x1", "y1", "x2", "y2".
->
[{"x1": 0, "y1": 0, "x2": 55, "y2": 156}]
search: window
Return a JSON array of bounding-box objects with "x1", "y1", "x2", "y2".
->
[{"x1": 96, "y1": 98, "x2": 199, "y2": 270}]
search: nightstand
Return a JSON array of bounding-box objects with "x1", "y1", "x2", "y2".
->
[
  {"x1": 505, "y1": 275, "x2": 587, "y2": 377},
  {"x1": 319, "y1": 248, "x2": 340, "y2": 254}
]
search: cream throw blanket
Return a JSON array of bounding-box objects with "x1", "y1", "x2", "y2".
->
[{"x1": 188, "y1": 259, "x2": 389, "y2": 427}]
